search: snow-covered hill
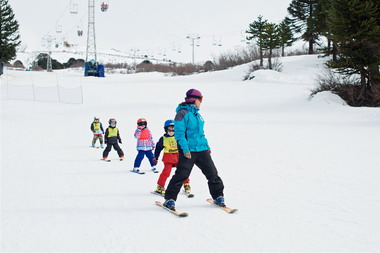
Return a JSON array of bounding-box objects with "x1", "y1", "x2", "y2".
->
[{"x1": 1, "y1": 55, "x2": 380, "y2": 252}]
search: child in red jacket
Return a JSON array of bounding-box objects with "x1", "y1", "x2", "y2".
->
[{"x1": 153, "y1": 120, "x2": 190, "y2": 195}]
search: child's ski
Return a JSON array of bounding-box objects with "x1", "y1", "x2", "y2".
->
[
  {"x1": 100, "y1": 158, "x2": 111, "y2": 162},
  {"x1": 151, "y1": 191, "x2": 164, "y2": 197},
  {"x1": 184, "y1": 191, "x2": 194, "y2": 198},
  {"x1": 130, "y1": 170, "x2": 145, "y2": 175},
  {"x1": 206, "y1": 198, "x2": 238, "y2": 214},
  {"x1": 155, "y1": 201, "x2": 188, "y2": 217}
]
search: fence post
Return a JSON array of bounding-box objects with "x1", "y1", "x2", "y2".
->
[
  {"x1": 80, "y1": 77, "x2": 84, "y2": 104},
  {"x1": 56, "y1": 73, "x2": 61, "y2": 102},
  {"x1": 6, "y1": 75, "x2": 10, "y2": 99},
  {"x1": 30, "y1": 73, "x2": 36, "y2": 101}
]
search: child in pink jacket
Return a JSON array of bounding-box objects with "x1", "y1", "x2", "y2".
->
[{"x1": 132, "y1": 118, "x2": 157, "y2": 173}]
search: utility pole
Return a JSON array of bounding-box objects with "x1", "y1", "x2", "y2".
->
[
  {"x1": 186, "y1": 34, "x2": 200, "y2": 64},
  {"x1": 86, "y1": 0, "x2": 97, "y2": 62},
  {"x1": 131, "y1": 48, "x2": 140, "y2": 72}
]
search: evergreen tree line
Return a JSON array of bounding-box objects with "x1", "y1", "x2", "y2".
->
[
  {"x1": 247, "y1": 0, "x2": 380, "y2": 105},
  {"x1": 34, "y1": 54, "x2": 85, "y2": 70}
]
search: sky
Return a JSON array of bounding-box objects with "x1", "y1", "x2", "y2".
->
[{"x1": 9, "y1": 0, "x2": 294, "y2": 63}]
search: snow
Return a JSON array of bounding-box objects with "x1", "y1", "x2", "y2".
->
[{"x1": 1, "y1": 55, "x2": 380, "y2": 252}]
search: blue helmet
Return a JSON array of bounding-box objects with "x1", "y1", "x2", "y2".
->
[{"x1": 164, "y1": 119, "x2": 174, "y2": 129}]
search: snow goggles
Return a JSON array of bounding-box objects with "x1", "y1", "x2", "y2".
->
[
  {"x1": 187, "y1": 95, "x2": 203, "y2": 102},
  {"x1": 167, "y1": 129, "x2": 175, "y2": 132},
  {"x1": 137, "y1": 122, "x2": 147, "y2": 126}
]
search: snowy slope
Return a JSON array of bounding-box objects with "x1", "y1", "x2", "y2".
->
[{"x1": 1, "y1": 55, "x2": 380, "y2": 252}]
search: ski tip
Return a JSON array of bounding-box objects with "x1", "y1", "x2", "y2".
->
[{"x1": 179, "y1": 212, "x2": 188, "y2": 217}]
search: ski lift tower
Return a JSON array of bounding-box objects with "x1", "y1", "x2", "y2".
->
[
  {"x1": 43, "y1": 35, "x2": 55, "y2": 72},
  {"x1": 84, "y1": 0, "x2": 104, "y2": 77},
  {"x1": 86, "y1": 0, "x2": 97, "y2": 63}
]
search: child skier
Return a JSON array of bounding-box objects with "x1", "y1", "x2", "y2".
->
[
  {"x1": 90, "y1": 116, "x2": 104, "y2": 148},
  {"x1": 132, "y1": 118, "x2": 157, "y2": 173},
  {"x1": 102, "y1": 118, "x2": 124, "y2": 161},
  {"x1": 153, "y1": 120, "x2": 191, "y2": 196}
]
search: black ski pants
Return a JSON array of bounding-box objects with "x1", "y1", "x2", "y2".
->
[
  {"x1": 102, "y1": 142, "x2": 124, "y2": 158},
  {"x1": 165, "y1": 150, "x2": 224, "y2": 201}
]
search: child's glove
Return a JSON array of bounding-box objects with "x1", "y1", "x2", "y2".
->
[{"x1": 184, "y1": 151, "x2": 191, "y2": 159}]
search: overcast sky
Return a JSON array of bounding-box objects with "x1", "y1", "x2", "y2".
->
[{"x1": 10, "y1": 0, "x2": 293, "y2": 63}]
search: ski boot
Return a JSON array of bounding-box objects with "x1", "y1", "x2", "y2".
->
[
  {"x1": 183, "y1": 183, "x2": 191, "y2": 194},
  {"x1": 155, "y1": 185, "x2": 165, "y2": 196},
  {"x1": 120, "y1": 156, "x2": 124, "y2": 161},
  {"x1": 214, "y1": 196, "x2": 226, "y2": 207},
  {"x1": 91, "y1": 144, "x2": 95, "y2": 148},
  {"x1": 163, "y1": 199, "x2": 176, "y2": 211},
  {"x1": 151, "y1": 167, "x2": 159, "y2": 173}
]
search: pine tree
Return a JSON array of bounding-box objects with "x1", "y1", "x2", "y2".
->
[
  {"x1": 287, "y1": 0, "x2": 319, "y2": 54},
  {"x1": 246, "y1": 15, "x2": 268, "y2": 66},
  {"x1": 278, "y1": 18, "x2": 296, "y2": 57},
  {"x1": 0, "y1": 0, "x2": 21, "y2": 74},
  {"x1": 327, "y1": 0, "x2": 380, "y2": 100},
  {"x1": 261, "y1": 23, "x2": 281, "y2": 69},
  {"x1": 313, "y1": 0, "x2": 336, "y2": 59}
]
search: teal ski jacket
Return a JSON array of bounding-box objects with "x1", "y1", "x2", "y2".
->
[{"x1": 174, "y1": 103, "x2": 210, "y2": 154}]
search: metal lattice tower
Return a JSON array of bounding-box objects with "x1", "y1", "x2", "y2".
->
[
  {"x1": 43, "y1": 35, "x2": 54, "y2": 72},
  {"x1": 47, "y1": 51, "x2": 52, "y2": 72},
  {"x1": 86, "y1": 0, "x2": 97, "y2": 62}
]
